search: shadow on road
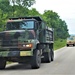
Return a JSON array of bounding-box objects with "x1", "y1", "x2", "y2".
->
[{"x1": 1, "y1": 62, "x2": 51, "y2": 71}]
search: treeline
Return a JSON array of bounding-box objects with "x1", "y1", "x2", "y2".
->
[{"x1": 0, "y1": 0, "x2": 69, "y2": 40}]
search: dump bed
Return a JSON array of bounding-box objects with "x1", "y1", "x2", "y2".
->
[{"x1": 39, "y1": 26, "x2": 54, "y2": 44}]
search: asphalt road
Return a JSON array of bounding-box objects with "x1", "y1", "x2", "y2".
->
[{"x1": 0, "y1": 46, "x2": 75, "y2": 75}]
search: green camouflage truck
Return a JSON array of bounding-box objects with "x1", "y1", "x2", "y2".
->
[{"x1": 0, "y1": 16, "x2": 54, "y2": 69}]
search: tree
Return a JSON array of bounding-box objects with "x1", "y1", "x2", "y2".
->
[
  {"x1": 11, "y1": 0, "x2": 35, "y2": 7},
  {"x1": 10, "y1": 0, "x2": 35, "y2": 17},
  {"x1": 42, "y1": 10, "x2": 69, "y2": 40},
  {"x1": 28, "y1": 8, "x2": 41, "y2": 16},
  {"x1": 11, "y1": 5, "x2": 29, "y2": 17},
  {"x1": 0, "y1": 0, "x2": 12, "y2": 17},
  {"x1": 43, "y1": 10, "x2": 60, "y2": 27}
]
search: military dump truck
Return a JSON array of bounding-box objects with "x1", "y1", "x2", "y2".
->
[
  {"x1": 66, "y1": 36, "x2": 75, "y2": 47},
  {"x1": 0, "y1": 16, "x2": 54, "y2": 69}
]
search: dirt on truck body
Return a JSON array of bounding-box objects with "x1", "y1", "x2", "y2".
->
[{"x1": 0, "y1": 16, "x2": 54, "y2": 69}]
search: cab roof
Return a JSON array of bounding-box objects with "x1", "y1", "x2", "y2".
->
[{"x1": 9, "y1": 16, "x2": 42, "y2": 22}]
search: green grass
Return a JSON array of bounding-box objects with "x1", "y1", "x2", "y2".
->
[{"x1": 54, "y1": 39, "x2": 66, "y2": 50}]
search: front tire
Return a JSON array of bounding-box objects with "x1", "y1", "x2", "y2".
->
[
  {"x1": 0, "y1": 58, "x2": 6, "y2": 70},
  {"x1": 31, "y1": 50, "x2": 41, "y2": 69},
  {"x1": 67, "y1": 44, "x2": 69, "y2": 47}
]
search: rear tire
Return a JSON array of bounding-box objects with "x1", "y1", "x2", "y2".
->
[
  {"x1": 73, "y1": 44, "x2": 75, "y2": 46},
  {"x1": 31, "y1": 50, "x2": 41, "y2": 69},
  {"x1": 42, "y1": 50, "x2": 51, "y2": 63},
  {"x1": 0, "y1": 58, "x2": 6, "y2": 70}
]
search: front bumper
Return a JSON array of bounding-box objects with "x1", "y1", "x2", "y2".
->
[
  {"x1": 0, "y1": 49, "x2": 33, "y2": 57},
  {"x1": 67, "y1": 43, "x2": 74, "y2": 45}
]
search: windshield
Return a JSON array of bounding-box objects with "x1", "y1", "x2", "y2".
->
[
  {"x1": 67, "y1": 37, "x2": 73, "y2": 40},
  {"x1": 6, "y1": 21, "x2": 34, "y2": 30}
]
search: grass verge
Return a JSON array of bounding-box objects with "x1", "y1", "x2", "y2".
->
[{"x1": 54, "y1": 39, "x2": 66, "y2": 50}]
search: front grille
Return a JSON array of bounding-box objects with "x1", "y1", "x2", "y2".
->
[
  {"x1": 0, "y1": 32, "x2": 19, "y2": 48},
  {"x1": 1, "y1": 40, "x2": 18, "y2": 47},
  {"x1": 0, "y1": 39, "x2": 18, "y2": 47}
]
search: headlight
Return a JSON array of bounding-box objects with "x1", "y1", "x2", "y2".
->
[
  {"x1": 23, "y1": 44, "x2": 33, "y2": 48},
  {"x1": 18, "y1": 42, "x2": 33, "y2": 49}
]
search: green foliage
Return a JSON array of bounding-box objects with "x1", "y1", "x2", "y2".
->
[
  {"x1": 0, "y1": 0, "x2": 69, "y2": 39},
  {"x1": 54, "y1": 39, "x2": 66, "y2": 50},
  {"x1": 11, "y1": 5, "x2": 29, "y2": 17},
  {"x1": 28, "y1": 8, "x2": 41, "y2": 16},
  {"x1": 43, "y1": 10, "x2": 69, "y2": 40},
  {"x1": 11, "y1": 0, "x2": 35, "y2": 7}
]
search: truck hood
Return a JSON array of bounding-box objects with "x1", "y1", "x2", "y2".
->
[
  {"x1": 0, "y1": 30, "x2": 36, "y2": 47},
  {"x1": 0, "y1": 30, "x2": 35, "y2": 39}
]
